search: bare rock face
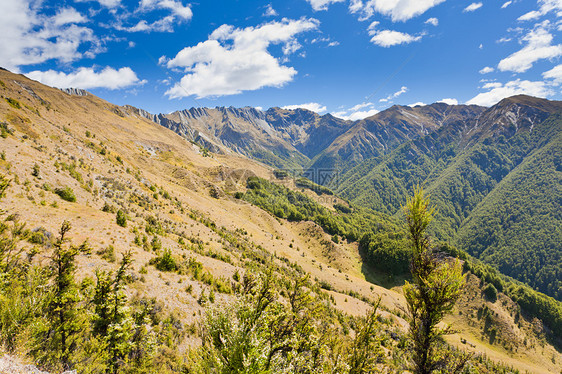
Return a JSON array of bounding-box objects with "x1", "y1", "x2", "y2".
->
[{"x1": 59, "y1": 87, "x2": 89, "y2": 96}]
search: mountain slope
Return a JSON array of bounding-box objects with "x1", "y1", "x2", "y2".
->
[
  {"x1": 336, "y1": 96, "x2": 562, "y2": 300},
  {"x1": 307, "y1": 103, "x2": 485, "y2": 182},
  {"x1": 455, "y1": 114, "x2": 562, "y2": 300},
  {"x1": 127, "y1": 105, "x2": 351, "y2": 171},
  {"x1": 1, "y1": 69, "x2": 561, "y2": 373}
]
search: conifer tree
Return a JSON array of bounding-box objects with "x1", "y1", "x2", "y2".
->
[
  {"x1": 403, "y1": 187, "x2": 467, "y2": 374},
  {"x1": 33, "y1": 221, "x2": 87, "y2": 370}
]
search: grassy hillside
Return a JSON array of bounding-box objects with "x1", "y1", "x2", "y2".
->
[{"x1": 0, "y1": 69, "x2": 560, "y2": 373}]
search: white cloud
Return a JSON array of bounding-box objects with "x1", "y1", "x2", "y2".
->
[
  {"x1": 306, "y1": 0, "x2": 345, "y2": 11},
  {"x1": 53, "y1": 8, "x2": 87, "y2": 26},
  {"x1": 164, "y1": 18, "x2": 318, "y2": 98},
  {"x1": 369, "y1": 29, "x2": 422, "y2": 47},
  {"x1": 264, "y1": 4, "x2": 278, "y2": 16},
  {"x1": 438, "y1": 98, "x2": 458, "y2": 105},
  {"x1": 463, "y1": 2, "x2": 483, "y2": 12},
  {"x1": 75, "y1": 0, "x2": 121, "y2": 8},
  {"x1": 282, "y1": 102, "x2": 327, "y2": 113},
  {"x1": 350, "y1": 0, "x2": 447, "y2": 22},
  {"x1": 479, "y1": 66, "x2": 494, "y2": 74},
  {"x1": 518, "y1": 11, "x2": 542, "y2": 21},
  {"x1": 118, "y1": 16, "x2": 178, "y2": 32},
  {"x1": 332, "y1": 102, "x2": 379, "y2": 120},
  {"x1": 425, "y1": 17, "x2": 438, "y2": 26},
  {"x1": 501, "y1": 1, "x2": 512, "y2": 8},
  {"x1": 408, "y1": 101, "x2": 426, "y2": 107},
  {"x1": 498, "y1": 24, "x2": 562, "y2": 73},
  {"x1": 333, "y1": 108, "x2": 379, "y2": 121},
  {"x1": 350, "y1": 102, "x2": 374, "y2": 111},
  {"x1": 25, "y1": 66, "x2": 145, "y2": 90},
  {"x1": 543, "y1": 63, "x2": 562, "y2": 84},
  {"x1": 0, "y1": 0, "x2": 100, "y2": 71},
  {"x1": 518, "y1": 0, "x2": 562, "y2": 21},
  {"x1": 467, "y1": 79, "x2": 553, "y2": 106},
  {"x1": 140, "y1": 0, "x2": 193, "y2": 20},
  {"x1": 380, "y1": 86, "x2": 408, "y2": 102}
]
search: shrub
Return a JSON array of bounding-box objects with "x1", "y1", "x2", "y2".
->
[
  {"x1": 54, "y1": 187, "x2": 76, "y2": 202},
  {"x1": 483, "y1": 283, "x2": 498, "y2": 303},
  {"x1": 116, "y1": 209, "x2": 127, "y2": 227},
  {"x1": 97, "y1": 245, "x2": 116, "y2": 262},
  {"x1": 31, "y1": 164, "x2": 40, "y2": 178},
  {"x1": 152, "y1": 249, "x2": 177, "y2": 272},
  {"x1": 102, "y1": 203, "x2": 115, "y2": 213}
]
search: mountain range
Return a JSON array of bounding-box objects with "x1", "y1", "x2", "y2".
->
[
  {"x1": 127, "y1": 93, "x2": 562, "y2": 301},
  {"x1": 1, "y1": 68, "x2": 561, "y2": 373}
]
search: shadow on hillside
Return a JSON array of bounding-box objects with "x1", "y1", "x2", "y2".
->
[{"x1": 358, "y1": 248, "x2": 409, "y2": 289}]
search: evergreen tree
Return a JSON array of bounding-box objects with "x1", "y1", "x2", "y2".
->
[
  {"x1": 33, "y1": 221, "x2": 87, "y2": 370},
  {"x1": 93, "y1": 252, "x2": 154, "y2": 373},
  {"x1": 403, "y1": 187, "x2": 467, "y2": 374}
]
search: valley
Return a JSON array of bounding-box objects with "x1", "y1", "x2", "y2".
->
[{"x1": 0, "y1": 69, "x2": 561, "y2": 373}]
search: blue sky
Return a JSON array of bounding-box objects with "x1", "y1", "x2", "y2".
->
[{"x1": 2, "y1": 0, "x2": 562, "y2": 119}]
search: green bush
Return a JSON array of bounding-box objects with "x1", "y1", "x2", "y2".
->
[
  {"x1": 116, "y1": 209, "x2": 127, "y2": 227},
  {"x1": 483, "y1": 283, "x2": 498, "y2": 303},
  {"x1": 54, "y1": 187, "x2": 76, "y2": 202},
  {"x1": 152, "y1": 249, "x2": 177, "y2": 272}
]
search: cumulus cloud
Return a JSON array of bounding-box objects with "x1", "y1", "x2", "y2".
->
[
  {"x1": 75, "y1": 0, "x2": 121, "y2": 8},
  {"x1": 111, "y1": 0, "x2": 192, "y2": 33},
  {"x1": 518, "y1": 11, "x2": 542, "y2": 21},
  {"x1": 117, "y1": 16, "x2": 179, "y2": 32},
  {"x1": 380, "y1": 86, "x2": 408, "y2": 102},
  {"x1": 306, "y1": 0, "x2": 345, "y2": 11},
  {"x1": 350, "y1": 102, "x2": 374, "y2": 111},
  {"x1": 53, "y1": 8, "x2": 88, "y2": 26},
  {"x1": 264, "y1": 4, "x2": 278, "y2": 16},
  {"x1": 498, "y1": 23, "x2": 562, "y2": 73},
  {"x1": 425, "y1": 17, "x2": 438, "y2": 26},
  {"x1": 350, "y1": 0, "x2": 447, "y2": 22},
  {"x1": 332, "y1": 102, "x2": 379, "y2": 120},
  {"x1": 0, "y1": 0, "x2": 99, "y2": 71},
  {"x1": 479, "y1": 66, "x2": 494, "y2": 74},
  {"x1": 543, "y1": 63, "x2": 562, "y2": 84},
  {"x1": 467, "y1": 79, "x2": 553, "y2": 106},
  {"x1": 164, "y1": 18, "x2": 318, "y2": 98},
  {"x1": 463, "y1": 2, "x2": 483, "y2": 12},
  {"x1": 140, "y1": 0, "x2": 193, "y2": 20},
  {"x1": 25, "y1": 66, "x2": 145, "y2": 90},
  {"x1": 438, "y1": 98, "x2": 458, "y2": 105},
  {"x1": 333, "y1": 108, "x2": 379, "y2": 121},
  {"x1": 369, "y1": 29, "x2": 422, "y2": 47},
  {"x1": 282, "y1": 102, "x2": 327, "y2": 113},
  {"x1": 518, "y1": 0, "x2": 562, "y2": 21}
]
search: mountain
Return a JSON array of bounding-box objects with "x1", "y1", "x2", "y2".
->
[
  {"x1": 124, "y1": 93, "x2": 561, "y2": 301},
  {"x1": 336, "y1": 95, "x2": 562, "y2": 300},
  {"x1": 306, "y1": 103, "x2": 485, "y2": 182},
  {"x1": 126, "y1": 105, "x2": 351, "y2": 170},
  {"x1": 1, "y1": 69, "x2": 561, "y2": 373}
]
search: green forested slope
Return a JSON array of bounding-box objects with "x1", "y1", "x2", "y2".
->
[
  {"x1": 455, "y1": 124, "x2": 562, "y2": 300},
  {"x1": 335, "y1": 103, "x2": 562, "y2": 300}
]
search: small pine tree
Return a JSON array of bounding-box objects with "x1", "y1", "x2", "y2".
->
[
  {"x1": 403, "y1": 187, "x2": 468, "y2": 374},
  {"x1": 93, "y1": 252, "x2": 154, "y2": 373},
  {"x1": 32, "y1": 221, "x2": 87, "y2": 371}
]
